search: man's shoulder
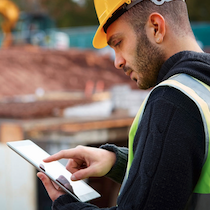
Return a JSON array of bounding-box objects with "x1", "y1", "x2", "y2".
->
[
  {"x1": 148, "y1": 85, "x2": 186, "y2": 103},
  {"x1": 146, "y1": 85, "x2": 200, "y2": 116}
]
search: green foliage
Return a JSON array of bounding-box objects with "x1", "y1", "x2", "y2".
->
[
  {"x1": 39, "y1": 0, "x2": 210, "y2": 28},
  {"x1": 10, "y1": 0, "x2": 210, "y2": 28},
  {"x1": 186, "y1": 0, "x2": 210, "y2": 22},
  {"x1": 40, "y1": 0, "x2": 98, "y2": 28}
]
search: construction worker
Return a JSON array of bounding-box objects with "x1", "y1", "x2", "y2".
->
[{"x1": 37, "y1": 0, "x2": 210, "y2": 209}]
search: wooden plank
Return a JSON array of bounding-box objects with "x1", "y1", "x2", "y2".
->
[
  {"x1": 0, "y1": 123, "x2": 24, "y2": 143},
  {"x1": 60, "y1": 118, "x2": 134, "y2": 133}
]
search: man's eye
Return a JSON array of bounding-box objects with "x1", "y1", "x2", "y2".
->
[{"x1": 115, "y1": 41, "x2": 121, "y2": 47}]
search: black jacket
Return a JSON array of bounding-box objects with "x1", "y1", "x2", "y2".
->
[{"x1": 52, "y1": 51, "x2": 210, "y2": 210}]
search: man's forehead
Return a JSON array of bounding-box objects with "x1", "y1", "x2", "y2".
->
[{"x1": 106, "y1": 18, "x2": 128, "y2": 45}]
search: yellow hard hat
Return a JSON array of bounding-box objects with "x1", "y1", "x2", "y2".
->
[
  {"x1": 93, "y1": 0, "x2": 133, "y2": 49},
  {"x1": 92, "y1": 0, "x2": 180, "y2": 49}
]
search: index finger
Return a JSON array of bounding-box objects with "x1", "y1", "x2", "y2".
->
[{"x1": 44, "y1": 149, "x2": 78, "y2": 163}]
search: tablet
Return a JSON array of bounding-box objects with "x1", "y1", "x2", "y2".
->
[{"x1": 7, "y1": 140, "x2": 100, "y2": 202}]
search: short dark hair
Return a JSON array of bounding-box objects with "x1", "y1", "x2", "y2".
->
[{"x1": 122, "y1": 0, "x2": 194, "y2": 37}]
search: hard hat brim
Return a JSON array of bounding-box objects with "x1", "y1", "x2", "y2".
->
[
  {"x1": 93, "y1": 0, "x2": 127, "y2": 49},
  {"x1": 93, "y1": 23, "x2": 108, "y2": 49}
]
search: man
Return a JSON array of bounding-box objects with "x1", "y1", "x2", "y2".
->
[{"x1": 37, "y1": 0, "x2": 210, "y2": 209}]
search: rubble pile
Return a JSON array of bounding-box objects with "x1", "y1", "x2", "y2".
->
[
  {"x1": 0, "y1": 47, "x2": 136, "y2": 118},
  {"x1": 0, "y1": 47, "x2": 135, "y2": 97}
]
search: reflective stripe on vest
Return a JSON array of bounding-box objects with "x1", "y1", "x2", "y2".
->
[{"x1": 126, "y1": 74, "x2": 210, "y2": 209}]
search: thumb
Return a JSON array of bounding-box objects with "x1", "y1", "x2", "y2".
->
[
  {"x1": 37, "y1": 172, "x2": 56, "y2": 193},
  {"x1": 37, "y1": 172, "x2": 64, "y2": 201}
]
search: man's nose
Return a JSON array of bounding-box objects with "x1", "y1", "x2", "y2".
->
[{"x1": 114, "y1": 53, "x2": 125, "y2": 69}]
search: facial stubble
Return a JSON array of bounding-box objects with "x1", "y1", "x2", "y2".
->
[{"x1": 135, "y1": 30, "x2": 166, "y2": 89}]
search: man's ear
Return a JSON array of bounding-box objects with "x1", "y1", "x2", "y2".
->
[{"x1": 147, "y1": 13, "x2": 166, "y2": 44}]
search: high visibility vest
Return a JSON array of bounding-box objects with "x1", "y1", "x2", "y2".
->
[{"x1": 127, "y1": 73, "x2": 210, "y2": 209}]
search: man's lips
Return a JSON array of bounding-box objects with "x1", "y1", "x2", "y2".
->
[
  {"x1": 124, "y1": 70, "x2": 137, "y2": 82},
  {"x1": 124, "y1": 69, "x2": 133, "y2": 78}
]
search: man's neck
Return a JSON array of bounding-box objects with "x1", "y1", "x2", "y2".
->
[{"x1": 164, "y1": 35, "x2": 204, "y2": 61}]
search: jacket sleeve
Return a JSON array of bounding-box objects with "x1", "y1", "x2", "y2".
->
[
  {"x1": 100, "y1": 144, "x2": 128, "y2": 183},
  {"x1": 52, "y1": 194, "x2": 117, "y2": 210}
]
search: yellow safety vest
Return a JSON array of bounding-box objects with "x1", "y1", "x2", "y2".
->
[{"x1": 127, "y1": 74, "x2": 210, "y2": 209}]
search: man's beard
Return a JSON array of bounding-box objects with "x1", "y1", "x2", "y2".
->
[{"x1": 134, "y1": 30, "x2": 166, "y2": 89}]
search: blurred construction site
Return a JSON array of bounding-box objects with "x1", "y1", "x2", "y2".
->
[
  {"x1": 0, "y1": 1, "x2": 210, "y2": 210},
  {"x1": 0, "y1": 1, "x2": 148, "y2": 210}
]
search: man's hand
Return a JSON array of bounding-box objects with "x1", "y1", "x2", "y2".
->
[
  {"x1": 37, "y1": 172, "x2": 66, "y2": 201},
  {"x1": 43, "y1": 145, "x2": 116, "y2": 181}
]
